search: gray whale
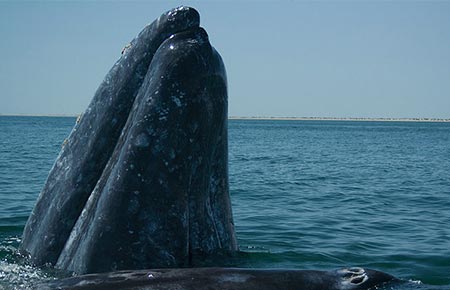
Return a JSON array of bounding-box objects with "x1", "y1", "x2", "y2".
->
[
  {"x1": 21, "y1": 6, "x2": 237, "y2": 273},
  {"x1": 21, "y1": 6, "x2": 397, "y2": 290}
]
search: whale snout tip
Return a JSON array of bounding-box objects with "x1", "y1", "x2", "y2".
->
[
  {"x1": 165, "y1": 6, "x2": 200, "y2": 27},
  {"x1": 172, "y1": 5, "x2": 196, "y2": 13}
]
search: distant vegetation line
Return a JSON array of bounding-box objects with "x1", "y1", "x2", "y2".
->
[
  {"x1": 0, "y1": 113, "x2": 79, "y2": 117},
  {"x1": 1, "y1": 114, "x2": 449, "y2": 122},
  {"x1": 229, "y1": 116, "x2": 450, "y2": 122}
]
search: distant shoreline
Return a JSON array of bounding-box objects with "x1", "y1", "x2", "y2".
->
[
  {"x1": 1, "y1": 114, "x2": 449, "y2": 123},
  {"x1": 0, "y1": 114, "x2": 79, "y2": 118},
  {"x1": 229, "y1": 116, "x2": 450, "y2": 122}
]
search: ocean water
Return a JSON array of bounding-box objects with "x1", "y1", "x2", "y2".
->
[{"x1": 0, "y1": 116, "x2": 449, "y2": 289}]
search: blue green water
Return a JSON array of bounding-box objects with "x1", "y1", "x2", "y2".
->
[{"x1": 1, "y1": 116, "x2": 449, "y2": 289}]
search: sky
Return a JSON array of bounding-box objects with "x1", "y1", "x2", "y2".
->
[{"x1": 0, "y1": 0, "x2": 449, "y2": 119}]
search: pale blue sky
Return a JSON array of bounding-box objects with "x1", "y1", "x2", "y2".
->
[{"x1": 1, "y1": 1, "x2": 449, "y2": 118}]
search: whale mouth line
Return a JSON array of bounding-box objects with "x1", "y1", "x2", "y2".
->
[{"x1": 168, "y1": 27, "x2": 205, "y2": 40}]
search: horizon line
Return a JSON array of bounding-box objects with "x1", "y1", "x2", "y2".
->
[{"x1": 1, "y1": 113, "x2": 449, "y2": 122}]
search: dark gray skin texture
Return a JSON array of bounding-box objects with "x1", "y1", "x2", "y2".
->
[
  {"x1": 21, "y1": 6, "x2": 237, "y2": 274},
  {"x1": 37, "y1": 267, "x2": 398, "y2": 290},
  {"x1": 55, "y1": 25, "x2": 237, "y2": 274},
  {"x1": 20, "y1": 6, "x2": 201, "y2": 267}
]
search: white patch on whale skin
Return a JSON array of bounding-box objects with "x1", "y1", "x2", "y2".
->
[
  {"x1": 338, "y1": 267, "x2": 369, "y2": 288},
  {"x1": 75, "y1": 174, "x2": 83, "y2": 184},
  {"x1": 218, "y1": 274, "x2": 250, "y2": 283},
  {"x1": 169, "y1": 149, "x2": 176, "y2": 159},
  {"x1": 172, "y1": 96, "x2": 182, "y2": 107},
  {"x1": 127, "y1": 195, "x2": 140, "y2": 215},
  {"x1": 135, "y1": 133, "x2": 150, "y2": 148}
]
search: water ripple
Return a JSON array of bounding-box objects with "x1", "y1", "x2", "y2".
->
[{"x1": 0, "y1": 117, "x2": 449, "y2": 289}]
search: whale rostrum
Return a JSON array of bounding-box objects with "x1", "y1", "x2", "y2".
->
[{"x1": 20, "y1": 6, "x2": 237, "y2": 273}]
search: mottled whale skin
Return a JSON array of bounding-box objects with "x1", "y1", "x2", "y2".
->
[
  {"x1": 20, "y1": 6, "x2": 237, "y2": 272},
  {"x1": 56, "y1": 25, "x2": 237, "y2": 274},
  {"x1": 38, "y1": 267, "x2": 398, "y2": 290},
  {"x1": 20, "y1": 6, "x2": 201, "y2": 267}
]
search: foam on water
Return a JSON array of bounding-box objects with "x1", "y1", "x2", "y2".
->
[{"x1": 0, "y1": 237, "x2": 53, "y2": 289}]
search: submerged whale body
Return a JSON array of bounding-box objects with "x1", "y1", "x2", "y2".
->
[
  {"x1": 21, "y1": 6, "x2": 397, "y2": 290},
  {"x1": 38, "y1": 267, "x2": 397, "y2": 290}
]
